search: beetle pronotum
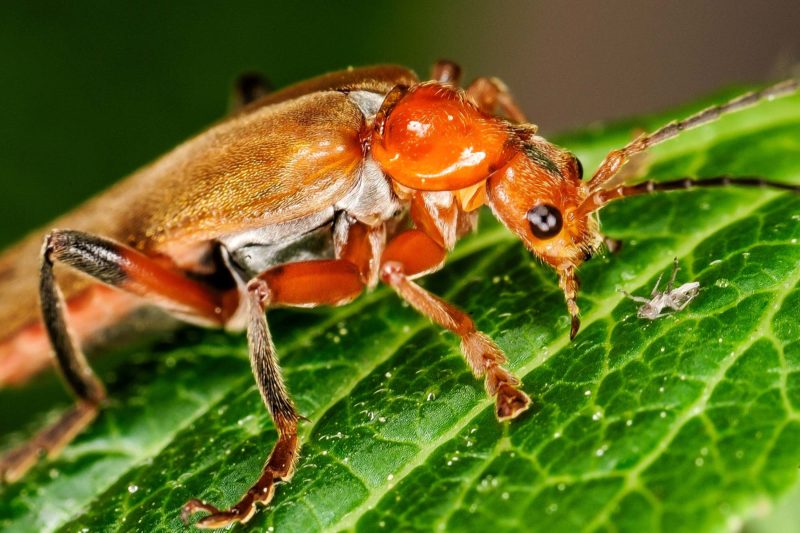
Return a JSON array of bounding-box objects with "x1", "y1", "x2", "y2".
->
[{"x1": 0, "y1": 61, "x2": 797, "y2": 528}]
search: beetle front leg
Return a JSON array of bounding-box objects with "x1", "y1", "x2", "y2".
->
[
  {"x1": 0, "y1": 230, "x2": 230, "y2": 483},
  {"x1": 182, "y1": 259, "x2": 365, "y2": 528},
  {"x1": 381, "y1": 230, "x2": 531, "y2": 421}
]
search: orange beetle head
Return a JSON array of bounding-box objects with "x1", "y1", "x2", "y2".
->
[{"x1": 485, "y1": 137, "x2": 602, "y2": 272}]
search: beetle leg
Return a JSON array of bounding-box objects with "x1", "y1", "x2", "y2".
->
[
  {"x1": 431, "y1": 59, "x2": 462, "y2": 85},
  {"x1": 182, "y1": 259, "x2": 365, "y2": 528},
  {"x1": 558, "y1": 266, "x2": 582, "y2": 340},
  {"x1": 465, "y1": 76, "x2": 528, "y2": 123},
  {"x1": 334, "y1": 215, "x2": 386, "y2": 288},
  {"x1": 231, "y1": 71, "x2": 273, "y2": 111},
  {"x1": 0, "y1": 230, "x2": 230, "y2": 483},
  {"x1": 381, "y1": 230, "x2": 531, "y2": 421}
]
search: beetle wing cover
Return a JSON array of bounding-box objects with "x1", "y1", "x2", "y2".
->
[
  {"x1": 119, "y1": 91, "x2": 367, "y2": 251},
  {"x1": 0, "y1": 88, "x2": 394, "y2": 343}
]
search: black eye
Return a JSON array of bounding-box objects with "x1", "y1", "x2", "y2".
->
[
  {"x1": 574, "y1": 157, "x2": 584, "y2": 179},
  {"x1": 526, "y1": 204, "x2": 563, "y2": 239}
]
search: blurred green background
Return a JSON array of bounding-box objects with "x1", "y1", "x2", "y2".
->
[{"x1": 1, "y1": 1, "x2": 797, "y2": 249}]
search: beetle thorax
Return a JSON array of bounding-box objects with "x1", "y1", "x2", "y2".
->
[{"x1": 371, "y1": 83, "x2": 514, "y2": 192}]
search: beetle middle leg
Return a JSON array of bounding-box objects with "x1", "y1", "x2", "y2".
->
[
  {"x1": 182, "y1": 259, "x2": 365, "y2": 528},
  {"x1": 0, "y1": 230, "x2": 230, "y2": 483},
  {"x1": 465, "y1": 75, "x2": 528, "y2": 124},
  {"x1": 431, "y1": 59, "x2": 462, "y2": 85},
  {"x1": 381, "y1": 230, "x2": 531, "y2": 421}
]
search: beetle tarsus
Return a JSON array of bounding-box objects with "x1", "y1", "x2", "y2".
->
[
  {"x1": 182, "y1": 429, "x2": 297, "y2": 528},
  {"x1": 495, "y1": 382, "x2": 532, "y2": 421},
  {"x1": 570, "y1": 315, "x2": 581, "y2": 340}
]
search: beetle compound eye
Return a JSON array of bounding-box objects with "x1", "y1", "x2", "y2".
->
[{"x1": 526, "y1": 204, "x2": 563, "y2": 239}]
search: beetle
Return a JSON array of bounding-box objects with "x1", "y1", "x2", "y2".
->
[{"x1": 0, "y1": 60, "x2": 797, "y2": 528}]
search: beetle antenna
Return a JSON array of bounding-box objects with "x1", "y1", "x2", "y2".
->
[
  {"x1": 579, "y1": 175, "x2": 800, "y2": 215},
  {"x1": 586, "y1": 79, "x2": 799, "y2": 194}
]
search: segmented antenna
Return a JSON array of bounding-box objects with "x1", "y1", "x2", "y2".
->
[
  {"x1": 599, "y1": 175, "x2": 800, "y2": 205},
  {"x1": 587, "y1": 79, "x2": 800, "y2": 193}
]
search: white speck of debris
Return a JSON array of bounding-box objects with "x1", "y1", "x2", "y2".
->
[
  {"x1": 584, "y1": 390, "x2": 592, "y2": 396},
  {"x1": 660, "y1": 411, "x2": 667, "y2": 418},
  {"x1": 546, "y1": 503, "x2": 559, "y2": 514},
  {"x1": 710, "y1": 259, "x2": 722, "y2": 265},
  {"x1": 387, "y1": 474, "x2": 394, "y2": 481},
  {"x1": 596, "y1": 445, "x2": 608, "y2": 457},
  {"x1": 553, "y1": 432, "x2": 561, "y2": 439},
  {"x1": 660, "y1": 346, "x2": 666, "y2": 353},
  {"x1": 592, "y1": 411, "x2": 603, "y2": 421},
  {"x1": 378, "y1": 416, "x2": 387, "y2": 423},
  {"x1": 715, "y1": 278, "x2": 730, "y2": 288},
  {"x1": 659, "y1": 386, "x2": 665, "y2": 393},
  {"x1": 379, "y1": 521, "x2": 386, "y2": 528},
  {"x1": 385, "y1": 372, "x2": 392, "y2": 378},
  {"x1": 626, "y1": 419, "x2": 633, "y2": 426},
  {"x1": 127, "y1": 485, "x2": 139, "y2": 494},
  {"x1": 501, "y1": 492, "x2": 510, "y2": 500},
  {"x1": 426, "y1": 392, "x2": 436, "y2": 401}
]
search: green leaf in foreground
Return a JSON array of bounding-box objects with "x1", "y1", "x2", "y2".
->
[{"x1": 1, "y1": 87, "x2": 800, "y2": 533}]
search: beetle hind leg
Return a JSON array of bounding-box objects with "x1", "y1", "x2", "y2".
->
[{"x1": 1, "y1": 230, "x2": 228, "y2": 484}]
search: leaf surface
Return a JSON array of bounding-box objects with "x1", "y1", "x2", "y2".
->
[{"x1": 1, "y1": 87, "x2": 800, "y2": 533}]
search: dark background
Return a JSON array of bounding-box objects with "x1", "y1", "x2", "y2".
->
[{"x1": 1, "y1": 1, "x2": 798, "y2": 248}]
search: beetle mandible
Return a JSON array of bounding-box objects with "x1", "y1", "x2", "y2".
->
[{"x1": 0, "y1": 61, "x2": 797, "y2": 528}]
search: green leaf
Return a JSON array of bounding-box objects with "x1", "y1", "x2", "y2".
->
[{"x1": 2, "y1": 86, "x2": 800, "y2": 533}]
